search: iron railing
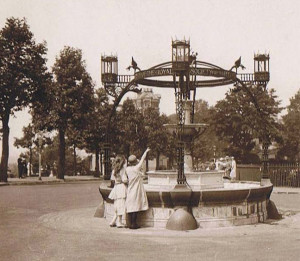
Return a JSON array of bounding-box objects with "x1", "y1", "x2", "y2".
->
[
  {"x1": 237, "y1": 163, "x2": 300, "y2": 187},
  {"x1": 269, "y1": 163, "x2": 300, "y2": 187}
]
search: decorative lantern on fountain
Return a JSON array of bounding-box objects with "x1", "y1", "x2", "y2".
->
[
  {"x1": 172, "y1": 39, "x2": 191, "y2": 99},
  {"x1": 254, "y1": 53, "x2": 270, "y2": 83},
  {"x1": 172, "y1": 39, "x2": 190, "y2": 72},
  {"x1": 101, "y1": 55, "x2": 118, "y2": 86}
]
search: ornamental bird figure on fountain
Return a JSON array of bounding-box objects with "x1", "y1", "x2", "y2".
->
[
  {"x1": 126, "y1": 57, "x2": 141, "y2": 72},
  {"x1": 230, "y1": 56, "x2": 246, "y2": 72}
]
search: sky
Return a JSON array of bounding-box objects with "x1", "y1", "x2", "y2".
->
[{"x1": 1, "y1": 0, "x2": 300, "y2": 163}]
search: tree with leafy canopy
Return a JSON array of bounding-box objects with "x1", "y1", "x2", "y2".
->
[
  {"x1": 66, "y1": 129, "x2": 84, "y2": 176},
  {"x1": 0, "y1": 17, "x2": 49, "y2": 182},
  {"x1": 15, "y1": 125, "x2": 52, "y2": 174},
  {"x1": 212, "y1": 85, "x2": 281, "y2": 163},
  {"x1": 113, "y1": 99, "x2": 146, "y2": 158},
  {"x1": 46, "y1": 46, "x2": 94, "y2": 179},
  {"x1": 40, "y1": 134, "x2": 89, "y2": 176},
  {"x1": 191, "y1": 99, "x2": 228, "y2": 166},
  {"x1": 14, "y1": 124, "x2": 35, "y2": 176},
  {"x1": 143, "y1": 107, "x2": 169, "y2": 170},
  {"x1": 83, "y1": 88, "x2": 109, "y2": 177},
  {"x1": 278, "y1": 89, "x2": 300, "y2": 161},
  {"x1": 66, "y1": 98, "x2": 96, "y2": 177}
]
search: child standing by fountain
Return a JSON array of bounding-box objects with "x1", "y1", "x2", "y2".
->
[
  {"x1": 108, "y1": 155, "x2": 128, "y2": 228},
  {"x1": 126, "y1": 148, "x2": 151, "y2": 229}
]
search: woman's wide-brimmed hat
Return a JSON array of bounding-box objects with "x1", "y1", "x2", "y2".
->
[{"x1": 128, "y1": 155, "x2": 138, "y2": 164}]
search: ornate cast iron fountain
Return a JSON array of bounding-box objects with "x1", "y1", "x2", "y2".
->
[
  {"x1": 101, "y1": 40, "x2": 270, "y2": 184},
  {"x1": 98, "y1": 40, "x2": 274, "y2": 230}
]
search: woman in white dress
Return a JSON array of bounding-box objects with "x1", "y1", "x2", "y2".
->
[
  {"x1": 126, "y1": 148, "x2": 150, "y2": 229},
  {"x1": 230, "y1": 156, "x2": 237, "y2": 180}
]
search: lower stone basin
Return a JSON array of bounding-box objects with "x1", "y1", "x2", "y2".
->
[{"x1": 99, "y1": 180, "x2": 273, "y2": 229}]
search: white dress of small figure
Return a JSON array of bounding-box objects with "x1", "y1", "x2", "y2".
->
[
  {"x1": 108, "y1": 156, "x2": 128, "y2": 228},
  {"x1": 230, "y1": 157, "x2": 237, "y2": 180}
]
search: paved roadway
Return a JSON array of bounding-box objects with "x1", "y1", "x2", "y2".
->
[{"x1": 0, "y1": 182, "x2": 299, "y2": 261}]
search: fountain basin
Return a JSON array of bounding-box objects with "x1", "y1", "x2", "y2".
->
[
  {"x1": 164, "y1": 123, "x2": 207, "y2": 137},
  {"x1": 147, "y1": 170, "x2": 224, "y2": 190},
  {"x1": 99, "y1": 181, "x2": 273, "y2": 228}
]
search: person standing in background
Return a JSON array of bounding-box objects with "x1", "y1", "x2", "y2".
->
[
  {"x1": 225, "y1": 156, "x2": 231, "y2": 177},
  {"x1": 230, "y1": 156, "x2": 237, "y2": 180},
  {"x1": 17, "y1": 157, "x2": 23, "y2": 179},
  {"x1": 23, "y1": 159, "x2": 28, "y2": 177}
]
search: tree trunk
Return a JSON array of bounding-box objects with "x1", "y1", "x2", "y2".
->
[
  {"x1": 0, "y1": 114, "x2": 10, "y2": 182},
  {"x1": 73, "y1": 144, "x2": 77, "y2": 176},
  {"x1": 94, "y1": 147, "x2": 100, "y2": 177},
  {"x1": 155, "y1": 151, "x2": 160, "y2": 170},
  {"x1": 29, "y1": 146, "x2": 32, "y2": 177},
  {"x1": 100, "y1": 150, "x2": 103, "y2": 176},
  {"x1": 57, "y1": 128, "x2": 65, "y2": 179}
]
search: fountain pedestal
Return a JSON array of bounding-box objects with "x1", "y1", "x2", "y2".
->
[
  {"x1": 166, "y1": 184, "x2": 198, "y2": 230},
  {"x1": 165, "y1": 100, "x2": 208, "y2": 172}
]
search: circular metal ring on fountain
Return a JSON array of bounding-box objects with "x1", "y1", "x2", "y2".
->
[{"x1": 134, "y1": 61, "x2": 236, "y2": 88}]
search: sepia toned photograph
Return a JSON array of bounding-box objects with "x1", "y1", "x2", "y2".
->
[{"x1": 0, "y1": 1, "x2": 299, "y2": 260}]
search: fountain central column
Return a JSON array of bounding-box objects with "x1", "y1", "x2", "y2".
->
[{"x1": 183, "y1": 100, "x2": 194, "y2": 172}]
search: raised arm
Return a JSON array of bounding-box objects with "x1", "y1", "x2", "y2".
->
[
  {"x1": 121, "y1": 162, "x2": 128, "y2": 184},
  {"x1": 136, "y1": 148, "x2": 150, "y2": 170}
]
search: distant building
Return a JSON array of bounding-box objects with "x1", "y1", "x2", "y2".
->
[
  {"x1": 132, "y1": 88, "x2": 161, "y2": 113},
  {"x1": 130, "y1": 88, "x2": 168, "y2": 170}
]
